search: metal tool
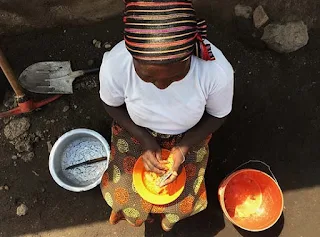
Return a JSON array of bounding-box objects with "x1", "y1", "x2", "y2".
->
[
  {"x1": 0, "y1": 48, "x2": 61, "y2": 118},
  {"x1": 65, "y1": 156, "x2": 108, "y2": 170},
  {"x1": 18, "y1": 61, "x2": 100, "y2": 94},
  {"x1": 157, "y1": 170, "x2": 173, "y2": 186}
]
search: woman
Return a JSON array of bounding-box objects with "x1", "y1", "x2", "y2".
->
[{"x1": 99, "y1": 0, "x2": 234, "y2": 231}]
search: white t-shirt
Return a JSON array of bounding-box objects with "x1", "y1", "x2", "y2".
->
[{"x1": 100, "y1": 40, "x2": 234, "y2": 135}]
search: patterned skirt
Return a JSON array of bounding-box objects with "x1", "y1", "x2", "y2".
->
[{"x1": 100, "y1": 123, "x2": 211, "y2": 228}]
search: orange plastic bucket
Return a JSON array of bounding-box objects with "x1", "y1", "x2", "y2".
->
[{"x1": 218, "y1": 168, "x2": 284, "y2": 232}]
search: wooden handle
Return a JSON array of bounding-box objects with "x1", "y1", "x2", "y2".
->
[
  {"x1": 87, "y1": 156, "x2": 108, "y2": 164},
  {"x1": 0, "y1": 48, "x2": 25, "y2": 98}
]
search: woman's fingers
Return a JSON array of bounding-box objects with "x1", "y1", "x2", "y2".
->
[
  {"x1": 144, "y1": 160, "x2": 164, "y2": 174},
  {"x1": 160, "y1": 160, "x2": 169, "y2": 164},
  {"x1": 142, "y1": 151, "x2": 166, "y2": 174},
  {"x1": 159, "y1": 171, "x2": 178, "y2": 187},
  {"x1": 155, "y1": 150, "x2": 162, "y2": 162},
  {"x1": 159, "y1": 150, "x2": 184, "y2": 187}
]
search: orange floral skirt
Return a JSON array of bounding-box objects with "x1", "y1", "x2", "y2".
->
[{"x1": 101, "y1": 123, "x2": 211, "y2": 227}]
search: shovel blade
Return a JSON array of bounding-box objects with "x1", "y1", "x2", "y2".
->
[{"x1": 18, "y1": 61, "x2": 77, "y2": 94}]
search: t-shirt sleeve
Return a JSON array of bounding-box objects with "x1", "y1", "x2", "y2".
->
[
  {"x1": 99, "y1": 52, "x2": 125, "y2": 107},
  {"x1": 206, "y1": 76, "x2": 234, "y2": 118},
  {"x1": 205, "y1": 45, "x2": 234, "y2": 118}
]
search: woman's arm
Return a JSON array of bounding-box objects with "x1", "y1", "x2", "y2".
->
[
  {"x1": 103, "y1": 103, "x2": 150, "y2": 143},
  {"x1": 103, "y1": 102, "x2": 167, "y2": 174},
  {"x1": 160, "y1": 113, "x2": 226, "y2": 187},
  {"x1": 178, "y1": 112, "x2": 226, "y2": 152}
]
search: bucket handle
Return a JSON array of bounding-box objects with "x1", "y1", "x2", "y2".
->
[{"x1": 230, "y1": 160, "x2": 279, "y2": 184}]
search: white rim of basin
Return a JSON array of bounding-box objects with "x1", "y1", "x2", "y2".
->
[{"x1": 49, "y1": 128, "x2": 110, "y2": 192}]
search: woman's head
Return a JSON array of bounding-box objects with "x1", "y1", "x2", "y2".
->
[
  {"x1": 133, "y1": 57, "x2": 191, "y2": 89},
  {"x1": 124, "y1": 0, "x2": 197, "y2": 64},
  {"x1": 123, "y1": 0, "x2": 213, "y2": 89}
]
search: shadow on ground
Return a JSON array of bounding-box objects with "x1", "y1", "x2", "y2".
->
[{"x1": 0, "y1": 14, "x2": 320, "y2": 237}]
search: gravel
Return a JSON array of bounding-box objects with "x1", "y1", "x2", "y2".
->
[
  {"x1": 21, "y1": 152, "x2": 35, "y2": 162},
  {"x1": 0, "y1": 185, "x2": 9, "y2": 191},
  {"x1": 63, "y1": 106, "x2": 70, "y2": 113},
  {"x1": 16, "y1": 204, "x2": 28, "y2": 216},
  {"x1": 14, "y1": 138, "x2": 33, "y2": 153},
  {"x1": 4, "y1": 118, "x2": 30, "y2": 140},
  {"x1": 103, "y1": 42, "x2": 112, "y2": 49},
  {"x1": 35, "y1": 131, "x2": 45, "y2": 140},
  {"x1": 3, "y1": 91, "x2": 16, "y2": 109},
  {"x1": 234, "y1": 4, "x2": 252, "y2": 19},
  {"x1": 92, "y1": 39, "x2": 102, "y2": 48}
]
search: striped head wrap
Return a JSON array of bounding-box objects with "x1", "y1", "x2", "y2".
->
[{"x1": 123, "y1": 0, "x2": 215, "y2": 64}]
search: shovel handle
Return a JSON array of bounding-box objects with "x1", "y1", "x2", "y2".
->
[
  {"x1": 82, "y1": 68, "x2": 100, "y2": 74},
  {"x1": 0, "y1": 48, "x2": 25, "y2": 99}
]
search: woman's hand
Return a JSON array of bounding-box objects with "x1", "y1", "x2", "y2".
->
[
  {"x1": 141, "y1": 136, "x2": 167, "y2": 175},
  {"x1": 160, "y1": 146, "x2": 188, "y2": 187}
]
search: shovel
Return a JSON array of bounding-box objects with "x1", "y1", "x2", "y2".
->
[{"x1": 18, "y1": 61, "x2": 100, "y2": 94}]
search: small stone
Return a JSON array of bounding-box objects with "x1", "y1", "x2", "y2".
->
[
  {"x1": 11, "y1": 155, "x2": 18, "y2": 160},
  {"x1": 41, "y1": 188, "x2": 46, "y2": 193},
  {"x1": 13, "y1": 161, "x2": 17, "y2": 167},
  {"x1": 93, "y1": 39, "x2": 102, "y2": 48},
  {"x1": 29, "y1": 133, "x2": 36, "y2": 141},
  {"x1": 86, "y1": 116, "x2": 90, "y2": 120},
  {"x1": 253, "y1": 5, "x2": 269, "y2": 28},
  {"x1": 73, "y1": 105, "x2": 78, "y2": 109},
  {"x1": 3, "y1": 91, "x2": 16, "y2": 109},
  {"x1": 103, "y1": 42, "x2": 112, "y2": 49},
  {"x1": 16, "y1": 204, "x2": 28, "y2": 216},
  {"x1": 2, "y1": 117, "x2": 13, "y2": 125},
  {"x1": 87, "y1": 60, "x2": 94, "y2": 66},
  {"x1": 17, "y1": 153, "x2": 22, "y2": 158},
  {"x1": 4, "y1": 118, "x2": 30, "y2": 140},
  {"x1": 262, "y1": 21, "x2": 309, "y2": 53},
  {"x1": 22, "y1": 152, "x2": 34, "y2": 163},
  {"x1": 234, "y1": 4, "x2": 252, "y2": 19},
  {"x1": 51, "y1": 119, "x2": 55, "y2": 123},
  {"x1": 0, "y1": 186, "x2": 3, "y2": 190},
  {"x1": 14, "y1": 139, "x2": 32, "y2": 153},
  {"x1": 4, "y1": 185, "x2": 9, "y2": 191},
  {"x1": 87, "y1": 80, "x2": 97, "y2": 89},
  {"x1": 47, "y1": 141, "x2": 53, "y2": 154},
  {"x1": 34, "y1": 137, "x2": 40, "y2": 143},
  {"x1": 63, "y1": 106, "x2": 70, "y2": 113},
  {"x1": 32, "y1": 170, "x2": 39, "y2": 176}
]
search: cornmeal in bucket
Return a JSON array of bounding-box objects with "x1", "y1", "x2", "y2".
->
[
  {"x1": 224, "y1": 175, "x2": 263, "y2": 218},
  {"x1": 143, "y1": 154, "x2": 174, "y2": 195}
]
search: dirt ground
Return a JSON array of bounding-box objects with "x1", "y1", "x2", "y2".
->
[{"x1": 0, "y1": 15, "x2": 320, "y2": 237}]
